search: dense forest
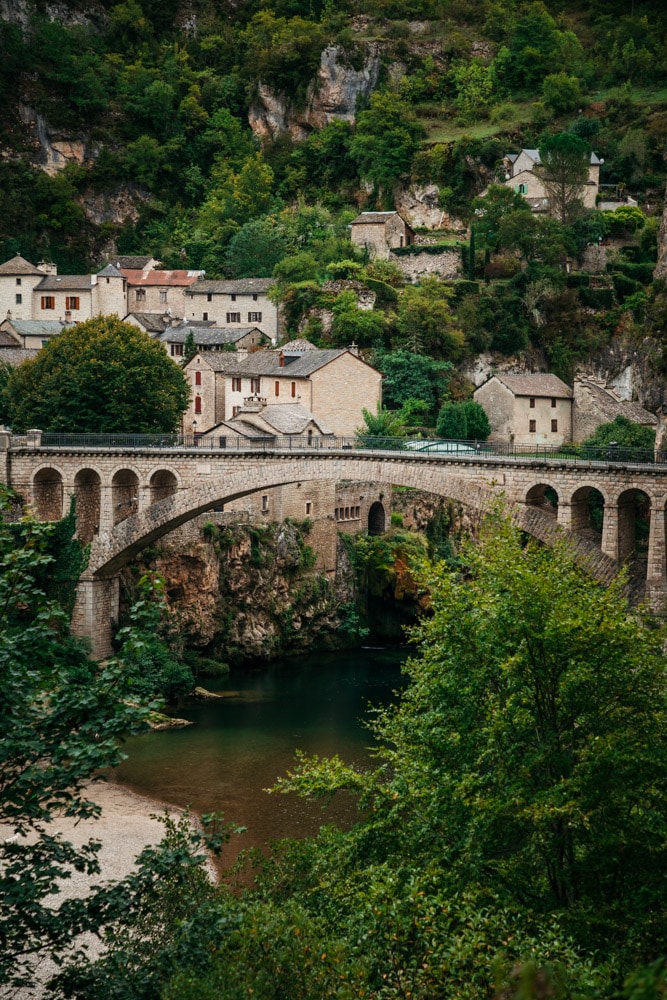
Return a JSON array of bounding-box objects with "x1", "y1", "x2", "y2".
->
[{"x1": 1, "y1": 0, "x2": 666, "y2": 396}]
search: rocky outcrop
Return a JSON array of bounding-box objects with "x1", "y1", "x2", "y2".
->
[
  {"x1": 123, "y1": 520, "x2": 358, "y2": 663},
  {"x1": 394, "y1": 184, "x2": 465, "y2": 231},
  {"x1": 655, "y1": 181, "x2": 667, "y2": 280},
  {"x1": 18, "y1": 103, "x2": 93, "y2": 175},
  {"x1": 248, "y1": 43, "x2": 380, "y2": 142},
  {"x1": 77, "y1": 186, "x2": 146, "y2": 226}
]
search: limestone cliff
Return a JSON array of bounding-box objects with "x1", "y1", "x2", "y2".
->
[
  {"x1": 121, "y1": 519, "x2": 360, "y2": 664},
  {"x1": 248, "y1": 43, "x2": 380, "y2": 143},
  {"x1": 655, "y1": 180, "x2": 667, "y2": 281}
]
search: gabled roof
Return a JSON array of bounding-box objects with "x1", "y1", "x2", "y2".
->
[
  {"x1": 160, "y1": 325, "x2": 266, "y2": 346},
  {"x1": 2, "y1": 319, "x2": 66, "y2": 337},
  {"x1": 112, "y1": 255, "x2": 158, "y2": 270},
  {"x1": 121, "y1": 269, "x2": 201, "y2": 287},
  {"x1": 35, "y1": 274, "x2": 94, "y2": 291},
  {"x1": 188, "y1": 346, "x2": 376, "y2": 379},
  {"x1": 185, "y1": 278, "x2": 275, "y2": 296},
  {"x1": 350, "y1": 211, "x2": 414, "y2": 232},
  {"x1": 225, "y1": 403, "x2": 333, "y2": 437},
  {"x1": 125, "y1": 312, "x2": 172, "y2": 334},
  {"x1": 575, "y1": 378, "x2": 657, "y2": 425},
  {"x1": 507, "y1": 148, "x2": 602, "y2": 167},
  {"x1": 0, "y1": 328, "x2": 19, "y2": 345},
  {"x1": 484, "y1": 373, "x2": 573, "y2": 399},
  {"x1": 0, "y1": 255, "x2": 45, "y2": 276},
  {"x1": 282, "y1": 338, "x2": 318, "y2": 352}
]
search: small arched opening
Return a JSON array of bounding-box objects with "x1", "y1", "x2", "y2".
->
[
  {"x1": 526, "y1": 483, "x2": 558, "y2": 519},
  {"x1": 368, "y1": 500, "x2": 386, "y2": 536},
  {"x1": 74, "y1": 468, "x2": 101, "y2": 543},
  {"x1": 617, "y1": 488, "x2": 650, "y2": 570},
  {"x1": 33, "y1": 467, "x2": 63, "y2": 521},
  {"x1": 570, "y1": 485, "x2": 605, "y2": 544},
  {"x1": 150, "y1": 470, "x2": 178, "y2": 505},
  {"x1": 112, "y1": 469, "x2": 139, "y2": 526}
]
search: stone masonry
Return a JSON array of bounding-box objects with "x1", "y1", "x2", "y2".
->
[{"x1": 5, "y1": 435, "x2": 667, "y2": 657}]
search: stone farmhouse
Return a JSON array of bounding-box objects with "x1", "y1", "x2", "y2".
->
[
  {"x1": 183, "y1": 340, "x2": 382, "y2": 438},
  {"x1": 474, "y1": 373, "x2": 573, "y2": 446},
  {"x1": 118, "y1": 264, "x2": 204, "y2": 318},
  {"x1": 503, "y1": 148, "x2": 603, "y2": 213},
  {"x1": 350, "y1": 211, "x2": 416, "y2": 259},
  {"x1": 158, "y1": 324, "x2": 270, "y2": 360},
  {"x1": 183, "y1": 278, "x2": 280, "y2": 344}
]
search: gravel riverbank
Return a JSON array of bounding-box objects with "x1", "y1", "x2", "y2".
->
[{"x1": 2, "y1": 779, "x2": 205, "y2": 999}]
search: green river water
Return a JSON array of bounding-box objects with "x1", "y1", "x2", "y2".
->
[{"x1": 114, "y1": 646, "x2": 408, "y2": 865}]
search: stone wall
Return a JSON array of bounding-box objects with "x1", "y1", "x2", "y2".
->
[{"x1": 390, "y1": 248, "x2": 460, "y2": 282}]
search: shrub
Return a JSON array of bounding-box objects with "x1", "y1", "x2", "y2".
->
[{"x1": 579, "y1": 287, "x2": 614, "y2": 310}]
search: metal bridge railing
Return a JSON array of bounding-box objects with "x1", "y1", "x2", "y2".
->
[{"x1": 17, "y1": 433, "x2": 667, "y2": 469}]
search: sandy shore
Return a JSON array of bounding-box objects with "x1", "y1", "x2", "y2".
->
[{"x1": 1, "y1": 779, "x2": 205, "y2": 999}]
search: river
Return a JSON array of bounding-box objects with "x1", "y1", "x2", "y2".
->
[{"x1": 114, "y1": 646, "x2": 408, "y2": 866}]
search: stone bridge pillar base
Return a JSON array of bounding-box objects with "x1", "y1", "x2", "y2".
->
[
  {"x1": 71, "y1": 574, "x2": 119, "y2": 661},
  {"x1": 644, "y1": 580, "x2": 667, "y2": 613}
]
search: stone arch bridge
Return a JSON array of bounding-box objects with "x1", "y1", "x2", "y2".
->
[{"x1": 3, "y1": 433, "x2": 667, "y2": 657}]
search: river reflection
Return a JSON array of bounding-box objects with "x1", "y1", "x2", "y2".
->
[{"x1": 113, "y1": 646, "x2": 408, "y2": 864}]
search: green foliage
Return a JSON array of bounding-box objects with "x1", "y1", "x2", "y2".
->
[
  {"x1": 350, "y1": 91, "x2": 425, "y2": 190},
  {"x1": 541, "y1": 72, "x2": 581, "y2": 114},
  {"x1": 436, "y1": 399, "x2": 490, "y2": 440},
  {"x1": 375, "y1": 349, "x2": 452, "y2": 413},
  {"x1": 395, "y1": 277, "x2": 466, "y2": 360},
  {"x1": 183, "y1": 330, "x2": 197, "y2": 364},
  {"x1": 5, "y1": 316, "x2": 189, "y2": 433},
  {"x1": 536, "y1": 133, "x2": 591, "y2": 225},
  {"x1": 356, "y1": 402, "x2": 405, "y2": 440},
  {"x1": 116, "y1": 574, "x2": 194, "y2": 701},
  {"x1": 276, "y1": 511, "x2": 667, "y2": 985},
  {"x1": 581, "y1": 415, "x2": 655, "y2": 453},
  {"x1": 0, "y1": 491, "x2": 152, "y2": 992}
]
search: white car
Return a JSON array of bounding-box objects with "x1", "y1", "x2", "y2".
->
[{"x1": 403, "y1": 439, "x2": 478, "y2": 455}]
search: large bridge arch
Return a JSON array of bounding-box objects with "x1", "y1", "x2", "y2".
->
[{"x1": 86, "y1": 457, "x2": 495, "y2": 577}]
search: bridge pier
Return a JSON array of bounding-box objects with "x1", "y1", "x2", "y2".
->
[
  {"x1": 646, "y1": 498, "x2": 667, "y2": 608},
  {"x1": 71, "y1": 574, "x2": 118, "y2": 661}
]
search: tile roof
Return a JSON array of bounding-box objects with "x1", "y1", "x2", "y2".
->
[
  {"x1": 185, "y1": 278, "x2": 275, "y2": 295},
  {"x1": 508, "y1": 149, "x2": 602, "y2": 167},
  {"x1": 161, "y1": 326, "x2": 265, "y2": 346},
  {"x1": 351, "y1": 211, "x2": 411, "y2": 226},
  {"x1": 112, "y1": 256, "x2": 157, "y2": 270},
  {"x1": 97, "y1": 264, "x2": 124, "y2": 278},
  {"x1": 256, "y1": 404, "x2": 332, "y2": 435},
  {"x1": 120, "y1": 269, "x2": 201, "y2": 287},
  {"x1": 0, "y1": 329, "x2": 19, "y2": 345},
  {"x1": 194, "y1": 347, "x2": 360, "y2": 378},
  {"x1": 7, "y1": 319, "x2": 66, "y2": 337},
  {"x1": 125, "y1": 312, "x2": 171, "y2": 333},
  {"x1": 282, "y1": 338, "x2": 318, "y2": 352},
  {"x1": 0, "y1": 255, "x2": 45, "y2": 276},
  {"x1": 490, "y1": 373, "x2": 573, "y2": 398},
  {"x1": 35, "y1": 274, "x2": 94, "y2": 291},
  {"x1": 575, "y1": 378, "x2": 657, "y2": 425}
]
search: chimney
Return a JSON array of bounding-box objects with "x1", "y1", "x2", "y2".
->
[
  {"x1": 349, "y1": 342, "x2": 359, "y2": 356},
  {"x1": 64, "y1": 310, "x2": 72, "y2": 323}
]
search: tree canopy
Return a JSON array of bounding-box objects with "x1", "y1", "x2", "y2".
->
[
  {"x1": 536, "y1": 132, "x2": 591, "y2": 225},
  {"x1": 4, "y1": 316, "x2": 190, "y2": 433}
]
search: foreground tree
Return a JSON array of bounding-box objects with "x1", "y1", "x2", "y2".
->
[
  {"x1": 275, "y1": 513, "x2": 667, "y2": 989},
  {"x1": 4, "y1": 316, "x2": 190, "y2": 433},
  {"x1": 536, "y1": 133, "x2": 591, "y2": 225}
]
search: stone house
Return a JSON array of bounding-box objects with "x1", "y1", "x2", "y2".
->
[
  {"x1": 123, "y1": 312, "x2": 173, "y2": 336},
  {"x1": 350, "y1": 211, "x2": 415, "y2": 259},
  {"x1": 0, "y1": 256, "x2": 51, "y2": 321},
  {"x1": 119, "y1": 265, "x2": 203, "y2": 318},
  {"x1": 32, "y1": 263, "x2": 127, "y2": 322},
  {"x1": 474, "y1": 373, "x2": 573, "y2": 446},
  {"x1": 0, "y1": 317, "x2": 70, "y2": 348},
  {"x1": 158, "y1": 324, "x2": 270, "y2": 361},
  {"x1": 503, "y1": 148, "x2": 602, "y2": 212},
  {"x1": 572, "y1": 376, "x2": 656, "y2": 442},
  {"x1": 183, "y1": 341, "x2": 382, "y2": 437},
  {"x1": 183, "y1": 278, "x2": 280, "y2": 344}
]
